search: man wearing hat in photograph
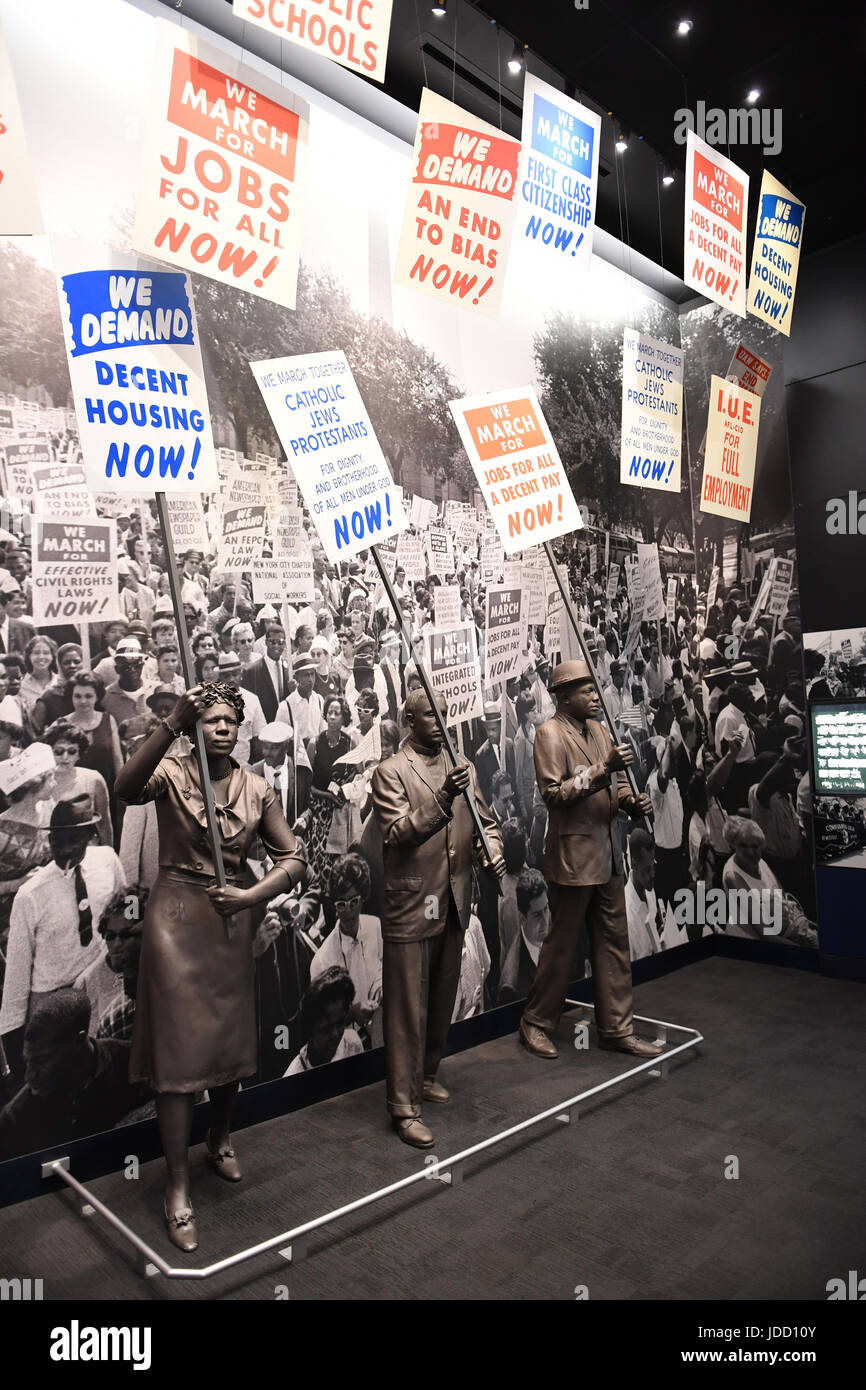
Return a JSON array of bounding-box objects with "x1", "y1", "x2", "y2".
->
[
  {"x1": 0, "y1": 794, "x2": 126, "y2": 1077},
  {"x1": 250, "y1": 722, "x2": 296, "y2": 822},
  {"x1": 276, "y1": 654, "x2": 324, "y2": 768},
  {"x1": 217, "y1": 650, "x2": 266, "y2": 766},
  {"x1": 519, "y1": 659, "x2": 662, "y2": 1061},
  {"x1": 0, "y1": 574, "x2": 34, "y2": 656},
  {"x1": 474, "y1": 701, "x2": 517, "y2": 808},
  {"x1": 240, "y1": 622, "x2": 291, "y2": 723}
]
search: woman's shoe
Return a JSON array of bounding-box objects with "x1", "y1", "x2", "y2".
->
[
  {"x1": 163, "y1": 1200, "x2": 198, "y2": 1252},
  {"x1": 205, "y1": 1130, "x2": 243, "y2": 1182}
]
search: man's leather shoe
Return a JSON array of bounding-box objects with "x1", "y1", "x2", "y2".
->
[
  {"x1": 392, "y1": 1116, "x2": 435, "y2": 1149},
  {"x1": 205, "y1": 1130, "x2": 243, "y2": 1182},
  {"x1": 519, "y1": 1017, "x2": 558, "y2": 1059},
  {"x1": 423, "y1": 1078, "x2": 450, "y2": 1103},
  {"x1": 164, "y1": 1200, "x2": 198, "y2": 1253},
  {"x1": 599, "y1": 1034, "x2": 663, "y2": 1058}
]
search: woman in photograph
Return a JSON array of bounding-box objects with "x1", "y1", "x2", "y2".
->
[
  {"x1": 309, "y1": 852, "x2": 382, "y2": 1049},
  {"x1": 116, "y1": 681, "x2": 306, "y2": 1254},
  {"x1": 44, "y1": 721, "x2": 112, "y2": 848},
  {"x1": 283, "y1": 966, "x2": 362, "y2": 1074},
  {"x1": 66, "y1": 672, "x2": 123, "y2": 792},
  {"x1": 31, "y1": 642, "x2": 84, "y2": 735},
  {"x1": 307, "y1": 694, "x2": 355, "y2": 896},
  {"x1": 18, "y1": 635, "x2": 58, "y2": 723}
]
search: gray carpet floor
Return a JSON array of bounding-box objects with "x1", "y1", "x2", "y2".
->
[{"x1": 1, "y1": 956, "x2": 864, "y2": 1301}]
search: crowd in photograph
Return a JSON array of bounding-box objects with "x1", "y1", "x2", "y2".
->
[{"x1": 0, "y1": 467, "x2": 818, "y2": 1158}]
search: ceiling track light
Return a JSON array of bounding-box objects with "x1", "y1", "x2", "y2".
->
[
  {"x1": 662, "y1": 170, "x2": 675, "y2": 186},
  {"x1": 615, "y1": 133, "x2": 628, "y2": 153},
  {"x1": 507, "y1": 42, "x2": 525, "y2": 75},
  {"x1": 431, "y1": 0, "x2": 447, "y2": 16},
  {"x1": 676, "y1": 19, "x2": 693, "y2": 35},
  {"x1": 746, "y1": 88, "x2": 761, "y2": 104}
]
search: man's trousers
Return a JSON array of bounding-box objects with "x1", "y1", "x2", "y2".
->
[
  {"x1": 382, "y1": 901, "x2": 463, "y2": 1118},
  {"x1": 522, "y1": 878, "x2": 634, "y2": 1040}
]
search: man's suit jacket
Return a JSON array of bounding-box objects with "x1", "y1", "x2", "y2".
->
[
  {"x1": 371, "y1": 742, "x2": 502, "y2": 943},
  {"x1": 533, "y1": 711, "x2": 635, "y2": 887},
  {"x1": 474, "y1": 736, "x2": 517, "y2": 807},
  {"x1": 0, "y1": 618, "x2": 33, "y2": 656},
  {"x1": 242, "y1": 656, "x2": 291, "y2": 723}
]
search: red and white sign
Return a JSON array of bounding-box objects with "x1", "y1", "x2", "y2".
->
[
  {"x1": 233, "y1": 0, "x2": 394, "y2": 85},
  {"x1": 135, "y1": 22, "x2": 308, "y2": 308},
  {"x1": 449, "y1": 385, "x2": 583, "y2": 555},
  {"x1": 0, "y1": 22, "x2": 42, "y2": 234},
  {"x1": 700, "y1": 376, "x2": 761, "y2": 523},
  {"x1": 684, "y1": 133, "x2": 748, "y2": 317},
  {"x1": 394, "y1": 90, "x2": 520, "y2": 318}
]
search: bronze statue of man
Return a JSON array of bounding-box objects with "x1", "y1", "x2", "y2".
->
[
  {"x1": 372, "y1": 690, "x2": 504, "y2": 1149},
  {"x1": 519, "y1": 660, "x2": 662, "y2": 1060}
]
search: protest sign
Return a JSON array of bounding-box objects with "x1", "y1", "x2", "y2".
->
[
  {"x1": 394, "y1": 89, "x2": 520, "y2": 318},
  {"x1": 684, "y1": 132, "x2": 748, "y2": 317},
  {"x1": 637, "y1": 542, "x2": 666, "y2": 621},
  {"x1": 249, "y1": 349, "x2": 407, "y2": 564},
  {"x1": 502, "y1": 560, "x2": 522, "y2": 588},
  {"x1": 0, "y1": 23, "x2": 42, "y2": 234},
  {"x1": 232, "y1": 0, "x2": 393, "y2": 84},
  {"x1": 841, "y1": 638, "x2": 854, "y2": 663},
  {"x1": 620, "y1": 329, "x2": 684, "y2": 492},
  {"x1": 395, "y1": 530, "x2": 426, "y2": 582},
  {"x1": 666, "y1": 575, "x2": 678, "y2": 625},
  {"x1": 426, "y1": 623, "x2": 483, "y2": 726},
  {"x1": 479, "y1": 532, "x2": 503, "y2": 584},
  {"x1": 217, "y1": 469, "x2": 267, "y2": 570},
  {"x1": 747, "y1": 171, "x2": 804, "y2": 336},
  {"x1": 426, "y1": 525, "x2": 454, "y2": 578},
  {"x1": 588, "y1": 542, "x2": 598, "y2": 576},
  {"x1": 251, "y1": 510, "x2": 314, "y2": 603},
  {"x1": 134, "y1": 22, "x2": 308, "y2": 309},
  {"x1": 706, "y1": 564, "x2": 720, "y2": 613},
  {"x1": 728, "y1": 342, "x2": 772, "y2": 397},
  {"x1": 516, "y1": 74, "x2": 601, "y2": 276},
  {"x1": 434, "y1": 584, "x2": 462, "y2": 630},
  {"x1": 484, "y1": 584, "x2": 523, "y2": 690},
  {"x1": 32, "y1": 517, "x2": 119, "y2": 627},
  {"x1": 622, "y1": 588, "x2": 645, "y2": 660},
  {"x1": 1, "y1": 439, "x2": 51, "y2": 500},
  {"x1": 409, "y1": 494, "x2": 438, "y2": 530},
  {"x1": 53, "y1": 239, "x2": 218, "y2": 494},
  {"x1": 606, "y1": 563, "x2": 620, "y2": 601},
  {"x1": 31, "y1": 456, "x2": 91, "y2": 520},
  {"x1": 449, "y1": 385, "x2": 583, "y2": 555},
  {"x1": 700, "y1": 376, "x2": 761, "y2": 523},
  {"x1": 523, "y1": 566, "x2": 547, "y2": 626},
  {"x1": 166, "y1": 493, "x2": 210, "y2": 554},
  {"x1": 766, "y1": 556, "x2": 794, "y2": 617}
]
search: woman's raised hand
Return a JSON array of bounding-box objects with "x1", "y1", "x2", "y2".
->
[{"x1": 170, "y1": 686, "x2": 208, "y2": 732}]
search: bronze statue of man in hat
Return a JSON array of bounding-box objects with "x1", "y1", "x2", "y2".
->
[{"x1": 519, "y1": 660, "x2": 662, "y2": 1060}]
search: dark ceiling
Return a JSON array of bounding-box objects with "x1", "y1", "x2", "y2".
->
[{"x1": 378, "y1": 0, "x2": 865, "y2": 290}]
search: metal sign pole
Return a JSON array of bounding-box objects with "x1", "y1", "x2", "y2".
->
[
  {"x1": 155, "y1": 492, "x2": 228, "y2": 896},
  {"x1": 370, "y1": 544, "x2": 497, "y2": 865},
  {"x1": 543, "y1": 540, "x2": 650, "y2": 816}
]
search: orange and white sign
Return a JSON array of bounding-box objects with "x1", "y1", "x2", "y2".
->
[
  {"x1": 700, "y1": 375, "x2": 761, "y2": 523},
  {"x1": 684, "y1": 133, "x2": 748, "y2": 317},
  {"x1": 449, "y1": 385, "x2": 583, "y2": 555},
  {"x1": 134, "y1": 22, "x2": 308, "y2": 308},
  {"x1": 233, "y1": 0, "x2": 394, "y2": 85},
  {"x1": 0, "y1": 22, "x2": 42, "y2": 233},
  {"x1": 394, "y1": 89, "x2": 520, "y2": 318}
]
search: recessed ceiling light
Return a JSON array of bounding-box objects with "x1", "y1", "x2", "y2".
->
[
  {"x1": 676, "y1": 19, "x2": 693, "y2": 36},
  {"x1": 746, "y1": 88, "x2": 760, "y2": 104},
  {"x1": 662, "y1": 171, "x2": 675, "y2": 186},
  {"x1": 431, "y1": 1, "x2": 447, "y2": 15}
]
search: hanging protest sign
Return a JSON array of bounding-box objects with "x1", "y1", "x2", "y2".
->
[
  {"x1": 620, "y1": 329, "x2": 684, "y2": 492},
  {"x1": 434, "y1": 584, "x2": 462, "y2": 630},
  {"x1": 700, "y1": 375, "x2": 761, "y2": 523},
  {"x1": 166, "y1": 493, "x2": 210, "y2": 554},
  {"x1": 251, "y1": 510, "x2": 314, "y2": 604},
  {"x1": 636, "y1": 543, "x2": 666, "y2": 621},
  {"x1": 53, "y1": 240, "x2": 218, "y2": 495},
  {"x1": 766, "y1": 556, "x2": 794, "y2": 616},
  {"x1": 517, "y1": 74, "x2": 601, "y2": 274},
  {"x1": 134, "y1": 22, "x2": 308, "y2": 309},
  {"x1": 217, "y1": 468, "x2": 267, "y2": 570},
  {"x1": 606, "y1": 562, "x2": 620, "y2": 601},
  {"x1": 484, "y1": 584, "x2": 523, "y2": 690},
  {"x1": 684, "y1": 132, "x2": 748, "y2": 317},
  {"x1": 394, "y1": 89, "x2": 520, "y2": 318},
  {"x1": 249, "y1": 350, "x2": 407, "y2": 564},
  {"x1": 747, "y1": 171, "x2": 804, "y2": 336},
  {"x1": 232, "y1": 0, "x2": 394, "y2": 84},
  {"x1": 0, "y1": 22, "x2": 42, "y2": 234},
  {"x1": 425, "y1": 623, "x2": 483, "y2": 726},
  {"x1": 32, "y1": 517, "x2": 119, "y2": 626},
  {"x1": 449, "y1": 384, "x2": 583, "y2": 554}
]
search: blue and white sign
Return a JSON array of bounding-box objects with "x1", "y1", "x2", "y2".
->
[
  {"x1": 747, "y1": 170, "x2": 805, "y2": 337},
  {"x1": 249, "y1": 349, "x2": 408, "y2": 564},
  {"x1": 517, "y1": 74, "x2": 601, "y2": 273},
  {"x1": 53, "y1": 238, "x2": 218, "y2": 494}
]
